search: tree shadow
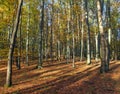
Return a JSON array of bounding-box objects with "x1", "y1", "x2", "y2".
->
[
  {"x1": 13, "y1": 62, "x2": 99, "y2": 87},
  {"x1": 10, "y1": 61, "x2": 120, "y2": 94},
  {"x1": 11, "y1": 64, "x2": 100, "y2": 94},
  {"x1": 0, "y1": 60, "x2": 83, "y2": 87}
]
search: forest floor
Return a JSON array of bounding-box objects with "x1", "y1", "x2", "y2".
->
[{"x1": 0, "y1": 59, "x2": 120, "y2": 94}]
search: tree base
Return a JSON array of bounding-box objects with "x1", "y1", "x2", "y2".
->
[{"x1": 38, "y1": 66, "x2": 42, "y2": 69}]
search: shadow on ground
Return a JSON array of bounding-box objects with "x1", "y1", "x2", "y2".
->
[{"x1": 10, "y1": 62, "x2": 120, "y2": 94}]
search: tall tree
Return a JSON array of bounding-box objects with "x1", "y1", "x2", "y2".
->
[
  {"x1": 80, "y1": 0, "x2": 84, "y2": 61},
  {"x1": 6, "y1": 0, "x2": 23, "y2": 87},
  {"x1": 57, "y1": 9, "x2": 61, "y2": 61},
  {"x1": 50, "y1": 0, "x2": 54, "y2": 61},
  {"x1": 97, "y1": 0, "x2": 110, "y2": 73},
  {"x1": 38, "y1": 0, "x2": 44, "y2": 69},
  {"x1": 71, "y1": 0, "x2": 75, "y2": 68},
  {"x1": 66, "y1": 1, "x2": 70, "y2": 64},
  {"x1": 26, "y1": 0, "x2": 30, "y2": 66},
  {"x1": 85, "y1": 0, "x2": 91, "y2": 65}
]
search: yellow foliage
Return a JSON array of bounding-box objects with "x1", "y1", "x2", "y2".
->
[{"x1": 0, "y1": 7, "x2": 4, "y2": 13}]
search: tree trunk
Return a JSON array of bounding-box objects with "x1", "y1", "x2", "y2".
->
[
  {"x1": 38, "y1": 0, "x2": 44, "y2": 69},
  {"x1": 97, "y1": 0, "x2": 110, "y2": 73},
  {"x1": 76, "y1": 14, "x2": 80, "y2": 58},
  {"x1": 66, "y1": 1, "x2": 70, "y2": 64},
  {"x1": 80, "y1": 0, "x2": 84, "y2": 61},
  {"x1": 107, "y1": 0, "x2": 111, "y2": 61},
  {"x1": 71, "y1": 1, "x2": 75, "y2": 68},
  {"x1": 95, "y1": 32, "x2": 99, "y2": 62},
  {"x1": 57, "y1": 12, "x2": 61, "y2": 61},
  {"x1": 50, "y1": 18, "x2": 53, "y2": 61},
  {"x1": 6, "y1": 0, "x2": 23, "y2": 87},
  {"x1": 45, "y1": 14, "x2": 49, "y2": 61},
  {"x1": 26, "y1": 0, "x2": 30, "y2": 66},
  {"x1": 85, "y1": 0, "x2": 91, "y2": 65}
]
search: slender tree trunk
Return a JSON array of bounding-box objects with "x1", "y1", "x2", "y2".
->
[
  {"x1": 26, "y1": 1, "x2": 30, "y2": 66},
  {"x1": 50, "y1": 18, "x2": 53, "y2": 61},
  {"x1": 114, "y1": 30, "x2": 118, "y2": 60},
  {"x1": 107, "y1": 0, "x2": 111, "y2": 61},
  {"x1": 38, "y1": 0, "x2": 44, "y2": 69},
  {"x1": 95, "y1": 32, "x2": 99, "y2": 62},
  {"x1": 57, "y1": 12, "x2": 61, "y2": 61},
  {"x1": 50, "y1": 0, "x2": 55, "y2": 62},
  {"x1": 71, "y1": 1, "x2": 75, "y2": 68},
  {"x1": 6, "y1": 0, "x2": 23, "y2": 87},
  {"x1": 85, "y1": 0, "x2": 91, "y2": 65},
  {"x1": 80, "y1": 0, "x2": 84, "y2": 61},
  {"x1": 97, "y1": 0, "x2": 110, "y2": 73},
  {"x1": 72, "y1": 24, "x2": 75, "y2": 67},
  {"x1": 66, "y1": 1, "x2": 70, "y2": 64},
  {"x1": 77, "y1": 14, "x2": 80, "y2": 57},
  {"x1": 45, "y1": 15, "x2": 49, "y2": 61},
  {"x1": 31, "y1": 15, "x2": 36, "y2": 60}
]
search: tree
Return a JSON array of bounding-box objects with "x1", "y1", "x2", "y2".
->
[
  {"x1": 66, "y1": 1, "x2": 71, "y2": 64},
  {"x1": 38, "y1": 0, "x2": 44, "y2": 69},
  {"x1": 80, "y1": 0, "x2": 84, "y2": 61},
  {"x1": 97, "y1": 0, "x2": 110, "y2": 73},
  {"x1": 25, "y1": 0, "x2": 30, "y2": 66},
  {"x1": 6, "y1": 0, "x2": 23, "y2": 87},
  {"x1": 71, "y1": 0, "x2": 75, "y2": 68},
  {"x1": 85, "y1": 0, "x2": 91, "y2": 65}
]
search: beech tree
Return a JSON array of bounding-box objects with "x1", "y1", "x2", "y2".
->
[
  {"x1": 97, "y1": 0, "x2": 110, "y2": 73},
  {"x1": 6, "y1": 0, "x2": 23, "y2": 87},
  {"x1": 85, "y1": 0, "x2": 91, "y2": 65},
  {"x1": 38, "y1": 0, "x2": 44, "y2": 69}
]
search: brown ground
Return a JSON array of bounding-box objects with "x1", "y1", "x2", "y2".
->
[{"x1": 0, "y1": 60, "x2": 120, "y2": 94}]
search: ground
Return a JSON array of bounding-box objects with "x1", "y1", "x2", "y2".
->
[{"x1": 0, "y1": 60, "x2": 120, "y2": 94}]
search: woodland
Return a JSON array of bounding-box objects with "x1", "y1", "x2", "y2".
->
[{"x1": 0, "y1": 0, "x2": 120, "y2": 94}]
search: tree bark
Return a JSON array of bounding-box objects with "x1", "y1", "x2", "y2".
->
[
  {"x1": 38, "y1": 0, "x2": 44, "y2": 69},
  {"x1": 57, "y1": 12, "x2": 61, "y2": 61},
  {"x1": 85, "y1": 0, "x2": 91, "y2": 65},
  {"x1": 80, "y1": 0, "x2": 84, "y2": 61},
  {"x1": 26, "y1": 0, "x2": 30, "y2": 66},
  {"x1": 95, "y1": 32, "x2": 99, "y2": 62},
  {"x1": 66, "y1": 1, "x2": 70, "y2": 64},
  {"x1": 97, "y1": 0, "x2": 110, "y2": 73},
  {"x1": 6, "y1": 0, "x2": 23, "y2": 87},
  {"x1": 71, "y1": 1, "x2": 75, "y2": 68}
]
